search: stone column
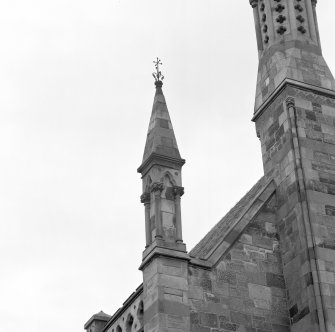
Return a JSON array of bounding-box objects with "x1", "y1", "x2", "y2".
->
[
  {"x1": 141, "y1": 192, "x2": 151, "y2": 247},
  {"x1": 151, "y1": 182, "x2": 164, "y2": 239},
  {"x1": 306, "y1": 0, "x2": 318, "y2": 43},
  {"x1": 250, "y1": 0, "x2": 263, "y2": 53},
  {"x1": 173, "y1": 186, "x2": 184, "y2": 243},
  {"x1": 285, "y1": 97, "x2": 327, "y2": 332},
  {"x1": 311, "y1": 0, "x2": 321, "y2": 46},
  {"x1": 287, "y1": 0, "x2": 297, "y2": 39}
]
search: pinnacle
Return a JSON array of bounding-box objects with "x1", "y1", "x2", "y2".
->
[{"x1": 139, "y1": 82, "x2": 183, "y2": 170}]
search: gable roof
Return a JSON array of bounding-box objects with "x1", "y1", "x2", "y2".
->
[
  {"x1": 84, "y1": 311, "x2": 111, "y2": 329},
  {"x1": 189, "y1": 176, "x2": 276, "y2": 264}
]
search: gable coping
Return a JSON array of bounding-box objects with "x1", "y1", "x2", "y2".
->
[{"x1": 189, "y1": 177, "x2": 276, "y2": 266}]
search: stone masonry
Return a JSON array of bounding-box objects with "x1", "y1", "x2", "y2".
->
[
  {"x1": 188, "y1": 194, "x2": 290, "y2": 332},
  {"x1": 254, "y1": 86, "x2": 335, "y2": 331},
  {"x1": 84, "y1": 1, "x2": 335, "y2": 332}
]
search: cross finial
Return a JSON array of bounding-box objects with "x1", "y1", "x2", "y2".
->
[{"x1": 152, "y1": 57, "x2": 164, "y2": 83}]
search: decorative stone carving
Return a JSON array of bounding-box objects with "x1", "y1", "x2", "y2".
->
[
  {"x1": 141, "y1": 192, "x2": 152, "y2": 246},
  {"x1": 286, "y1": 97, "x2": 295, "y2": 109},
  {"x1": 173, "y1": 186, "x2": 185, "y2": 198},
  {"x1": 150, "y1": 182, "x2": 164, "y2": 239},
  {"x1": 295, "y1": 4, "x2": 303, "y2": 12},
  {"x1": 276, "y1": 15, "x2": 286, "y2": 23},
  {"x1": 296, "y1": 15, "x2": 305, "y2": 23},
  {"x1": 298, "y1": 26, "x2": 306, "y2": 34},
  {"x1": 140, "y1": 192, "x2": 150, "y2": 204},
  {"x1": 275, "y1": 4, "x2": 285, "y2": 13},
  {"x1": 249, "y1": 0, "x2": 258, "y2": 8},
  {"x1": 277, "y1": 26, "x2": 287, "y2": 35},
  {"x1": 150, "y1": 182, "x2": 164, "y2": 193}
]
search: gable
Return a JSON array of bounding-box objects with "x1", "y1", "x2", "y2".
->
[
  {"x1": 189, "y1": 176, "x2": 276, "y2": 265},
  {"x1": 188, "y1": 193, "x2": 290, "y2": 332}
]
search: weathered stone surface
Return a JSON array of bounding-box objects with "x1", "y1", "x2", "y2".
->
[
  {"x1": 199, "y1": 312, "x2": 218, "y2": 328},
  {"x1": 87, "y1": 5, "x2": 335, "y2": 332},
  {"x1": 185, "y1": 194, "x2": 289, "y2": 332},
  {"x1": 255, "y1": 83, "x2": 335, "y2": 330}
]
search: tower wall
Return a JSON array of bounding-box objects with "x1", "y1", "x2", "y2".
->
[
  {"x1": 255, "y1": 85, "x2": 335, "y2": 331},
  {"x1": 142, "y1": 257, "x2": 190, "y2": 332},
  {"x1": 250, "y1": 0, "x2": 335, "y2": 330},
  {"x1": 188, "y1": 195, "x2": 290, "y2": 332}
]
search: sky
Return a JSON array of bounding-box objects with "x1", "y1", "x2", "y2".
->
[{"x1": 0, "y1": 1, "x2": 335, "y2": 332}]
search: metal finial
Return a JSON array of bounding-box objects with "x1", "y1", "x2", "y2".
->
[{"x1": 152, "y1": 57, "x2": 164, "y2": 82}]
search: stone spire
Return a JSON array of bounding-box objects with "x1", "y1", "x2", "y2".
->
[
  {"x1": 137, "y1": 79, "x2": 184, "y2": 175},
  {"x1": 249, "y1": 0, "x2": 335, "y2": 114},
  {"x1": 138, "y1": 60, "x2": 187, "y2": 267}
]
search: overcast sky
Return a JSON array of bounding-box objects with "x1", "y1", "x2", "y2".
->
[{"x1": 1, "y1": 1, "x2": 335, "y2": 332}]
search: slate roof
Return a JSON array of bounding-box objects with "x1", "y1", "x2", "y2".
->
[
  {"x1": 84, "y1": 311, "x2": 111, "y2": 329},
  {"x1": 141, "y1": 81, "x2": 182, "y2": 163},
  {"x1": 94, "y1": 311, "x2": 111, "y2": 319},
  {"x1": 189, "y1": 176, "x2": 271, "y2": 260}
]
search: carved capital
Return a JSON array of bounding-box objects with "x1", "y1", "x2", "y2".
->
[
  {"x1": 140, "y1": 192, "x2": 151, "y2": 204},
  {"x1": 173, "y1": 186, "x2": 184, "y2": 197},
  {"x1": 151, "y1": 182, "x2": 164, "y2": 194},
  {"x1": 249, "y1": 0, "x2": 258, "y2": 8},
  {"x1": 286, "y1": 97, "x2": 295, "y2": 109}
]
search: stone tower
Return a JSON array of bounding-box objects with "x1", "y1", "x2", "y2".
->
[
  {"x1": 249, "y1": 0, "x2": 335, "y2": 331},
  {"x1": 137, "y1": 70, "x2": 190, "y2": 332}
]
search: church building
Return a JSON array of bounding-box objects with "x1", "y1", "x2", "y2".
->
[{"x1": 84, "y1": 1, "x2": 335, "y2": 331}]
